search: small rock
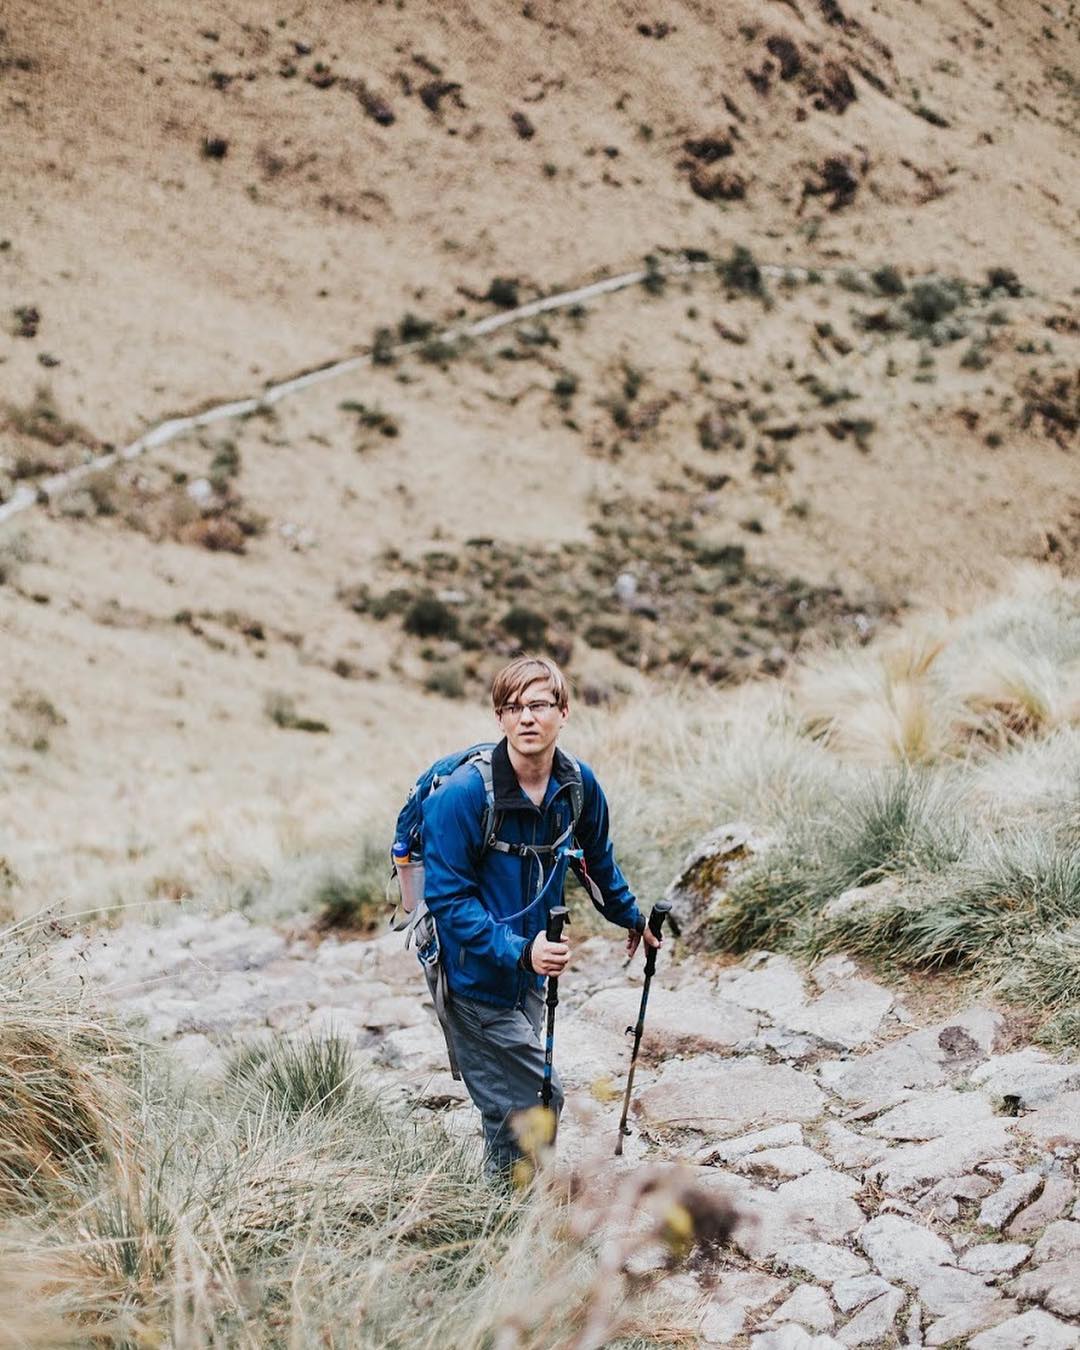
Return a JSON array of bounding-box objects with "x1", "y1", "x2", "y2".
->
[
  {"x1": 821, "y1": 875, "x2": 905, "y2": 922},
  {"x1": 836, "y1": 1287, "x2": 905, "y2": 1346},
  {"x1": 1008, "y1": 1255, "x2": 1080, "y2": 1317},
  {"x1": 510, "y1": 110, "x2": 535, "y2": 139},
  {"x1": 821, "y1": 1122, "x2": 889, "y2": 1170},
  {"x1": 764, "y1": 1284, "x2": 836, "y2": 1332},
  {"x1": 979, "y1": 1172, "x2": 1043, "y2": 1230},
  {"x1": 1033, "y1": 1219, "x2": 1080, "y2": 1264},
  {"x1": 1014, "y1": 1090, "x2": 1080, "y2": 1148},
  {"x1": 698, "y1": 1122, "x2": 804, "y2": 1164},
  {"x1": 832, "y1": 1274, "x2": 892, "y2": 1313},
  {"x1": 751, "y1": 1328, "x2": 843, "y2": 1350},
  {"x1": 740, "y1": 1145, "x2": 831, "y2": 1179},
  {"x1": 1008, "y1": 1174, "x2": 1074, "y2": 1235},
  {"x1": 774, "y1": 1242, "x2": 870, "y2": 1283},
  {"x1": 959, "y1": 1243, "x2": 1032, "y2": 1275},
  {"x1": 917, "y1": 1173, "x2": 993, "y2": 1220},
  {"x1": 971, "y1": 1051, "x2": 1080, "y2": 1109},
  {"x1": 905, "y1": 1299, "x2": 923, "y2": 1347},
  {"x1": 700, "y1": 1269, "x2": 790, "y2": 1344},
  {"x1": 968, "y1": 1308, "x2": 1080, "y2": 1349},
  {"x1": 858, "y1": 1214, "x2": 955, "y2": 1284}
]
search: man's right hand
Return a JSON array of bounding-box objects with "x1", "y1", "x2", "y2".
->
[{"x1": 530, "y1": 934, "x2": 570, "y2": 976}]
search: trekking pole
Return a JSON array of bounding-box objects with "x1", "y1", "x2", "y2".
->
[
  {"x1": 541, "y1": 905, "x2": 569, "y2": 1111},
  {"x1": 615, "y1": 900, "x2": 672, "y2": 1156}
]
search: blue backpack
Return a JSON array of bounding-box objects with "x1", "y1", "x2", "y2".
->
[{"x1": 389, "y1": 743, "x2": 588, "y2": 1078}]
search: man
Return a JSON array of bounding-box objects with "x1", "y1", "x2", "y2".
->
[{"x1": 422, "y1": 655, "x2": 660, "y2": 1180}]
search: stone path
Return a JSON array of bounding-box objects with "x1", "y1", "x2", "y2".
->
[{"x1": 51, "y1": 912, "x2": 1080, "y2": 1348}]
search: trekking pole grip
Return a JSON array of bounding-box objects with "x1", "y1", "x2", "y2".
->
[
  {"x1": 547, "y1": 906, "x2": 569, "y2": 944},
  {"x1": 643, "y1": 900, "x2": 671, "y2": 977}
]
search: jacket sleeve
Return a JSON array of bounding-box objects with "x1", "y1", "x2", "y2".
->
[
  {"x1": 421, "y1": 775, "x2": 529, "y2": 971},
  {"x1": 575, "y1": 765, "x2": 644, "y2": 932}
]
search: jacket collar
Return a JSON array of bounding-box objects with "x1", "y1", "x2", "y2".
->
[{"x1": 492, "y1": 737, "x2": 575, "y2": 811}]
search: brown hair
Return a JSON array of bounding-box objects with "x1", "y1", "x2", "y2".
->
[{"x1": 491, "y1": 656, "x2": 570, "y2": 712}]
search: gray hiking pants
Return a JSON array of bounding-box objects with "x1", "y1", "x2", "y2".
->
[{"x1": 445, "y1": 987, "x2": 564, "y2": 1179}]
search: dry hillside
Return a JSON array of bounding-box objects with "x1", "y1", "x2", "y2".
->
[{"x1": 0, "y1": 0, "x2": 1077, "y2": 916}]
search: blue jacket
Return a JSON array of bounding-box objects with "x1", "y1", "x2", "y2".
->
[{"x1": 422, "y1": 738, "x2": 644, "y2": 1008}]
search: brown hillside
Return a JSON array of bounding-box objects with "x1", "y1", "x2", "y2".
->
[{"x1": 0, "y1": 0, "x2": 1077, "y2": 915}]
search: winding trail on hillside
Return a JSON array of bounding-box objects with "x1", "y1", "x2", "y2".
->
[{"x1": 0, "y1": 254, "x2": 922, "y2": 529}]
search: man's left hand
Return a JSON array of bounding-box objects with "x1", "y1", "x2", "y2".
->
[{"x1": 625, "y1": 924, "x2": 662, "y2": 959}]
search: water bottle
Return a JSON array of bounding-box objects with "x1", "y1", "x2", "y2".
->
[{"x1": 393, "y1": 838, "x2": 424, "y2": 914}]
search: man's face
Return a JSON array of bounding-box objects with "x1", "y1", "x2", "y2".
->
[{"x1": 497, "y1": 677, "x2": 569, "y2": 759}]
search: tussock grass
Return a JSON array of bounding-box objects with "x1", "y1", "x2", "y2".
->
[
  {"x1": 641, "y1": 569, "x2": 1080, "y2": 1046},
  {"x1": 0, "y1": 923, "x2": 720, "y2": 1347}
]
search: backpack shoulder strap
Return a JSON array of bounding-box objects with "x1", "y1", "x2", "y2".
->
[{"x1": 468, "y1": 748, "x2": 498, "y2": 850}]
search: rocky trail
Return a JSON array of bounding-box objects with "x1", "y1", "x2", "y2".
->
[{"x1": 48, "y1": 902, "x2": 1080, "y2": 1350}]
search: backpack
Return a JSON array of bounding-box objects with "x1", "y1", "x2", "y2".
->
[{"x1": 388, "y1": 743, "x2": 588, "y2": 1078}]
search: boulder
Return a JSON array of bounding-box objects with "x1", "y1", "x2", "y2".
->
[{"x1": 665, "y1": 821, "x2": 768, "y2": 930}]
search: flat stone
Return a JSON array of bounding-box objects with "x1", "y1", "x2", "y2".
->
[
  {"x1": 960, "y1": 1243, "x2": 1032, "y2": 1275},
  {"x1": 1014, "y1": 1091, "x2": 1080, "y2": 1149},
  {"x1": 637, "y1": 1056, "x2": 825, "y2": 1136},
  {"x1": 869, "y1": 1088, "x2": 996, "y2": 1141},
  {"x1": 818, "y1": 1008, "x2": 1002, "y2": 1104},
  {"x1": 917, "y1": 1265, "x2": 999, "y2": 1316},
  {"x1": 718, "y1": 1172, "x2": 862, "y2": 1261},
  {"x1": 774, "y1": 1242, "x2": 870, "y2": 1283},
  {"x1": 577, "y1": 983, "x2": 758, "y2": 1054},
  {"x1": 752, "y1": 1328, "x2": 844, "y2": 1350},
  {"x1": 836, "y1": 1287, "x2": 905, "y2": 1346},
  {"x1": 700, "y1": 1122, "x2": 804, "y2": 1164},
  {"x1": 832, "y1": 1275, "x2": 892, "y2": 1313},
  {"x1": 1007, "y1": 1174, "x2": 1075, "y2": 1236},
  {"x1": 979, "y1": 1172, "x2": 1043, "y2": 1230},
  {"x1": 1033, "y1": 1219, "x2": 1080, "y2": 1264},
  {"x1": 549, "y1": 1017, "x2": 629, "y2": 1087},
  {"x1": 739, "y1": 1146, "x2": 832, "y2": 1179},
  {"x1": 1008, "y1": 1256, "x2": 1080, "y2": 1317},
  {"x1": 723, "y1": 956, "x2": 807, "y2": 1017},
  {"x1": 777, "y1": 1171, "x2": 867, "y2": 1245},
  {"x1": 780, "y1": 978, "x2": 893, "y2": 1052},
  {"x1": 925, "y1": 1300, "x2": 1019, "y2": 1346},
  {"x1": 361, "y1": 995, "x2": 427, "y2": 1029},
  {"x1": 821, "y1": 1122, "x2": 889, "y2": 1170},
  {"x1": 968, "y1": 1308, "x2": 1080, "y2": 1349},
  {"x1": 870, "y1": 1120, "x2": 1017, "y2": 1195},
  {"x1": 971, "y1": 1050, "x2": 1080, "y2": 1109},
  {"x1": 373, "y1": 1022, "x2": 448, "y2": 1073},
  {"x1": 764, "y1": 1284, "x2": 836, "y2": 1332},
  {"x1": 859, "y1": 1215, "x2": 955, "y2": 1284},
  {"x1": 700, "y1": 1270, "x2": 791, "y2": 1345}
]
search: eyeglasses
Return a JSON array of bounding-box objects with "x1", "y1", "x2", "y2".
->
[{"x1": 498, "y1": 699, "x2": 561, "y2": 719}]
